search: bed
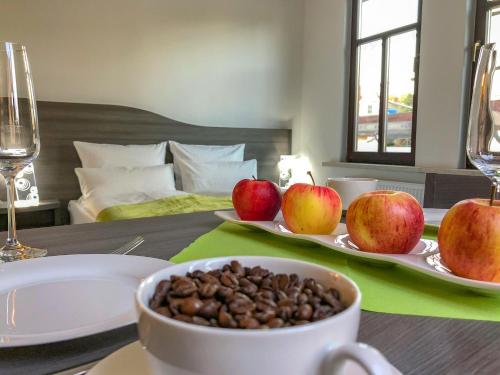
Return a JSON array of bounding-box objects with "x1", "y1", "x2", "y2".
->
[{"x1": 34, "y1": 101, "x2": 291, "y2": 224}]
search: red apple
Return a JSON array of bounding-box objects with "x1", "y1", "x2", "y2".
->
[
  {"x1": 232, "y1": 177, "x2": 282, "y2": 221},
  {"x1": 438, "y1": 199, "x2": 500, "y2": 282},
  {"x1": 281, "y1": 172, "x2": 342, "y2": 234},
  {"x1": 346, "y1": 190, "x2": 424, "y2": 254}
]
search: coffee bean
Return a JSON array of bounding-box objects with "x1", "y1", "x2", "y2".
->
[
  {"x1": 168, "y1": 298, "x2": 183, "y2": 315},
  {"x1": 154, "y1": 306, "x2": 172, "y2": 318},
  {"x1": 201, "y1": 273, "x2": 221, "y2": 284},
  {"x1": 278, "y1": 306, "x2": 293, "y2": 320},
  {"x1": 234, "y1": 312, "x2": 252, "y2": 321},
  {"x1": 230, "y1": 260, "x2": 246, "y2": 277},
  {"x1": 220, "y1": 272, "x2": 239, "y2": 288},
  {"x1": 277, "y1": 274, "x2": 290, "y2": 290},
  {"x1": 249, "y1": 266, "x2": 269, "y2": 278},
  {"x1": 257, "y1": 290, "x2": 275, "y2": 301},
  {"x1": 296, "y1": 304, "x2": 313, "y2": 320},
  {"x1": 173, "y1": 314, "x2": 193, "y2": 323},
  {"x1": 191, "y1": 270, "x2": 205, "y2": 279},
  {"x1": 289, "y1": 273, "x2": 300, "y2": 287},
  {"x1": 268, "y1": 318, "x2": 284, "y2": 328},
  {"x1": 172, "y1": 278, "x2": 197, "y2": 297},
  {"x1": 260, "y1": 277, "x2": 273, "y2": 290},
  {"x1": 294, "y1": 320, "x2": 310, "y2": 325},
  {"x1": 255, "y1": 310, "x2": 276, "y2": 323},
  {"x1": 298, "y1": 293, "x2": 309, "y2": 305},
  {"x1": 155, "y1": 280, "x2": 171, "y2": 297},
  {"x1": 308, "y1": 295, "x2": 322, "y2": 307},
  {"x1": 192, "y1": 316, "x2": 210, "y2": 326},
  {"x1": 286, "y1": 287, "x2": 301, "y2": 303},
  {"x1": 217, "y1": 286, "x2": 235, "y2": 300},
  {"x1": 323, "y1": 292, "x2": 344, "y2": 311},
  {"x1": 256, "y1": 299, "x2": 277, "y2": 312},
  {"x1": 246, "y1": 275, "x2": 263, "y2": 285},
  {"x1": 218, "y1": 310, "x2": 238, "y2": 328},
  {"x1": 239, "y1": 317, "x2": 260, "y2": 329},
  {"x1": 198, "y1": 300, "x2": 221, "y2": 319},
  {"x1": 229, "y1": 298, "x2": 255, "y2": 314},
  {"x1": 312, "y1": 305, "x2": 334, "y2": 321},
  {"x1": 149, "y1": 280, "x2": 171, "y2": 309},
  {"x1": 239, "y1": 278, "x2": 258, "y2": 297},
  {"x1": 199, "y1": 283, "x2": 219, "y2": 298},
  {"x1": 149, "y1": 261, "x2": 345, "y2": 330},
  {"x1": 276, "y1": 290, "x2": 289, "y2": 302},
  {"x1": 209, "y1": 318, "x2": 219, "y2": 327},
  {"x1": 179, "y1": 297, "x2": 203, "y2": 316}
]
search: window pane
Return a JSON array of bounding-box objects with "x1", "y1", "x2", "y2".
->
[
  {"x1": 487, "y1": 7, "x2": 500, "y2": 151},
  {"x1": 359, "y1": 0, "x2": 419, "y2": 39},
  {"x1": 384, "y1": 30, "x2": 416, "y2": 153},
  {"x1": 487, "y1": 7, "x2": 500, "y2": 48},
  {"x1": 355, "y1": 40, "x2": 382, "y2": 152}
]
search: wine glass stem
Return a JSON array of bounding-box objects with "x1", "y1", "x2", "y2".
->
[
  {"x1": 5, "y1": 175, "x2": 19, "y2": 249},
  {"x1": 490, "y1": 182, "x2": 499, "y2": 206}
]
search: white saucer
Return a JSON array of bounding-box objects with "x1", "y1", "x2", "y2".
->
[
  {"x1": 0, "y1": 254, "x2": 171, "y2": 347},
  {"x1": 88, "y1": 341, "x2": 402, "y2": 375}
]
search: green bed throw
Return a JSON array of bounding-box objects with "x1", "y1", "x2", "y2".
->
[{"x1": 96, "y1": 194, "x2": 233, "y2": 222}]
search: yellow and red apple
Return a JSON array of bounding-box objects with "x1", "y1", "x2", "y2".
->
[
  {"x1": 281, "y1": 172, "x2": 342, "y2": 234},
  {"x1": 346, "y1": 190, "x2": 424, "y2": 254},
  {"x1": 438, "y1": 199, "x2": 500, "y2": 282},
  {"x1": 232, "y1": 178, "x2": 282, "y2": 221}
]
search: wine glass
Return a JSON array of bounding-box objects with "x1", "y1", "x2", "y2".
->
[
  {"x1": 0, "y1": 42, "x2": 46, "y2": 262},
  {"x1": 467, "y1": 43, "x2": 500, "y2": 204}
]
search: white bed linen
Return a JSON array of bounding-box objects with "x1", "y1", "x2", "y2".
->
[{"x1": 68, "y1": 200, "x2": 96, "y2": 224}]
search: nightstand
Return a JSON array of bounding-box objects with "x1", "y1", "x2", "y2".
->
[{"x1": 0, "y1": 199, "x2": 61, "y2": 230}]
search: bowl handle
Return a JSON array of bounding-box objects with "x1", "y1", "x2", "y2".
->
[{"x1": 322, "y1": 342, "x2": 394, "y2": 375}]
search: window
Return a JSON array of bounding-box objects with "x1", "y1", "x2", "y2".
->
[
  {"x1": 474, "y1": 0, "x2": 500, "y2": 153},
  {"x1": 347, "y1": 0, "x2": 422, "y2": 165}
]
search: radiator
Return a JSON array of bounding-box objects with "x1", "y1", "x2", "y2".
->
[{"x1": 376, "y1": 180, "x2": 425, "y2": 205}]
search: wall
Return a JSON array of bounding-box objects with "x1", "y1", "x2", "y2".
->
[
  {"x1": 415, "y1": 0, "x2": 473, "y2": 169},
  {"x1": 297, "y1": 0, "x2": 349, "y2": 183},
  {"x1": 299, "y1": 0, "x2": 474, "y2": 184},
  {"x1": 0, "y1": 0, "x2": 476, "y2": 183},
  {"x1": 0, "y1": 0, "x2": 304, "y2": 129}
]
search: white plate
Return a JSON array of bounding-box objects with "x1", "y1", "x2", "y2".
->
[
  {"x1": 88, "y1": 341, "x2": 402, "y2": 375},
  {"x1": 0, "y1": 254, "x2": 171, "y2": 347},
  {"x1": 215, "y1": 210, "x2": 500, "y2": 295}
]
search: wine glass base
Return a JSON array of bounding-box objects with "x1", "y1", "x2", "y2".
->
[{"x1": 0, "y1": 244, "x2": 47, "y2": 263}]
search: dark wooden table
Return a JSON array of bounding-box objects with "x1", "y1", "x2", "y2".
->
[{"x1": 0, "y1": 212, "x2": 498, "y2": 375}]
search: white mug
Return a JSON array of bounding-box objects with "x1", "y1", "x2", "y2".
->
[
  {"x1": 136, "y1": 256, "x2": 393, "y2": 375},
  {"x1": 326, "y1": 178, "x2": 378, "y2": 209}
]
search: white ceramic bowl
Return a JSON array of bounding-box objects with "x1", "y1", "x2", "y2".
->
[
  {"x1": 136, "y1": 256, "x2": 392, "y2": 375},
  {"x1": 326, "y1": 178, "x2": 378, "y2": 209}
]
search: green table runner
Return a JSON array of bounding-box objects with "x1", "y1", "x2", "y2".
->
[{"x1": 171, "y1": 222, "x2": 500, "y2": 322}]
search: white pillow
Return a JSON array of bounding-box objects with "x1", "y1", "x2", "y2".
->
[
  {"x1": 180, "y1": 159, "x2": 257, "y2": 195},
  {"x1": 75, "y1": 165, "x2": 176, "y2": 200},
  {"x1": 74, "y1": 141, "x2": 167, "y2": 168},
  {"x1": 169, "y1": 141, "x2": 245, "y2": 188}
]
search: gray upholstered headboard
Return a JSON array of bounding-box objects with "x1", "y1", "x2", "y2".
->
[{"x1": 34, "y1": 101, "x2": 291, "y2": 223}]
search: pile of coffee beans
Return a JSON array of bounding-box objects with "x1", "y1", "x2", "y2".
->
[{"x1": 149, "y1": 261, "x2": 345, "y2": 329}]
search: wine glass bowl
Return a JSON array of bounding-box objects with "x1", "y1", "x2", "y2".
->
[
  {"x1": 467, "y1": 43, "x2": 500, "y2": 203},
  {"x1": 0, "y1": 42, "x2": 46, "y2": 262}
]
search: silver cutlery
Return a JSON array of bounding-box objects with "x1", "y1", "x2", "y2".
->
[{"x1": 110, "y1": 235, "x2": 145, "y2": 255}]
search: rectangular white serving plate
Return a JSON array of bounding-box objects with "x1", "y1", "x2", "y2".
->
[{"x1": 215, "y1": 210, "x2": 500, "y2": 295}]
